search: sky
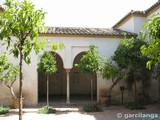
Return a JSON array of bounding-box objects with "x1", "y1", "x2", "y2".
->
[{"x1": 0, "y1": 0, "x2": 158, "y2": 28}]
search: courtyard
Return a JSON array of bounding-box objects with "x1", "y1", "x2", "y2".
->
[
  {"x1": 0, "y1": 1, "x2": 160, "y2": 120},
  {"x1": 0, "y1": 103, "x2": 160, "y2": 120}
]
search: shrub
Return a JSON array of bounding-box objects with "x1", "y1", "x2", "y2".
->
[
  {"x1": 0, "y1": 106, "x2": 10, "y2": 115},
  {"x1": 38, "y1": 106, "x2": 56, "y2": 114},
  {"x1": 83, "y1": 104, "x2": 103, "y2": 112},
  {"x1": 125, "y1": 103, "x2": 145, "y2": 110}
]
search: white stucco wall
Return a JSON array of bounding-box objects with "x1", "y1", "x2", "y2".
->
[
  {"x1": 0, "y1": 35, "x2": 122, "y2": 106},
  {"x1": 44, "y1": 36, "x2": 121, "y2": 69},
  {"x1": 44, "y1": 36, "x2": 122, "y2": 102},
  {"x1": 1, "y1": 34, "x2": 159, "y2": 106},
  {"x1": 133, "y1": 16, "x2": 146, "y2": 34},
  {"x1": 118, "y1": 16, "x2": 146, "y2": 34},
  {"x1": 118, "y1": 17, "x2": 135, "y2": 33}
]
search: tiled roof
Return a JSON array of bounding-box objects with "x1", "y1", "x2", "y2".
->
[
  {"x1": 145, "y1": 2, "x2": 160, "y2": 13},
  {"x1": 112, "y1": 10, "x2": 145, "y2": 28},
  {"x1": 112, "y1": 2, "x2": 160, "y2": 28},
  {"x1": 43, "y1": 27, "x2": 136, "y2": 36},
  {"x1": 0, "y1": 3, "x2": 135, "y2": 37}
]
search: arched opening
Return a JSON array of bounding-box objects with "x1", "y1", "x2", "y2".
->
[
  {"x1": 38, "y1": 52, "x2": 66, "y2": 103},
  {"x1": 70, "y1": 52, "x2": 97, "y2": 102}
]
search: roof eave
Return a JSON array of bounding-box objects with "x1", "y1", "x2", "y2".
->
[
  {"x1": 145, "y1": 2, "x2": 160, "y2": 16},
  {"x1": 39, "y1": 32, "x2": 137, "y2": 38},
  {"x1": 40, "y1": 26, "x2": 137, "y2": 37},
  {"x1": 112, "y1": 2, "x2": 160, "y2": 29},
  {"x1": 112, "y1": 11, "x2": 145, "y2": 29}
]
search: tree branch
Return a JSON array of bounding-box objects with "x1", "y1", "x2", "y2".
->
[{"x1": 23, "y1": 30, "x2": 31, "y2": 41}]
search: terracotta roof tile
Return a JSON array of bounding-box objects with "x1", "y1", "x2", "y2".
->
[
  {"x1": 42, "y1": 27, "x2": 136, "y2": 36},
  {"x1": 145, "y1": 2, "x2": 160, "y2": 13}
]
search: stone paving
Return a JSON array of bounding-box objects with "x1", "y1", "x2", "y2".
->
[{"x1": 0, "y1": 103, "x2": 159, "y2": 120}]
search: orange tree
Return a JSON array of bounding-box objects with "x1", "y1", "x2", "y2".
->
[
  {"x1": 37, "y1": 52, "x2": 57, "y2": 108},
  {"x1": 141, "y1": 13, "x2": 160, "y2": 69},
  {"x1": 112, "y1": 37, "x2": 150, "y2": 103},
  {"x1": 140, "y1": 13, "x2": 160, "y2": 101},
  {"x1": 0, "y1": 0, "x2": 46, "y2": 119},
  {"x1": 76, "y1": 45, "x2": 100, "y2": 101},
  {"x1": 37, "y1": 43, "x2": 64, "y2": 112},
  {"x1": 100, "y1": 59, "x2": 127, "y2": 105},
  {"x1": 0, "y1": 53, "x2": 19, "y2": 99}
]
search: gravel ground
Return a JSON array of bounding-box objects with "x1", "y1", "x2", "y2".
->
[{"x1": 0, "y1": 103, "x2": 159, "y2": 120}]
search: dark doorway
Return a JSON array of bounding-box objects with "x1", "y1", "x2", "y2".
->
[
  {"x1": 38, "y1": 52, "x2": 66, "y2": 103},
  {"x1": 70, "y1": 52, "x2": 97, "y2": 102}
]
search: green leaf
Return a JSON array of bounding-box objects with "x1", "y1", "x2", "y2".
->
[
  {"x1": 12, "y1": 48, "x2": 19, "y2": 58},
  {"x1": 78, "y1": 45, "x2": 100, "y2": 74},
  {"x1": 146, "y1": 61, "x2": 152, "y2": 70},
  {"x1": 37, "y1": 52, "x2": 57, "y2": 75},
  {"x1": 0, "y1": 0, "x2": 47, "y2": 64},
  {"x1": 52, "y1": 43, "x2": 58, "y2": 51},
  {"x1": 59, "y1": 43, "x2": 64, "y2": 50}
]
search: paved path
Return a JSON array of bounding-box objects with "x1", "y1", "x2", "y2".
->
[{"x1": 0, "y1": 104, "x2": 160, "y2": 120}]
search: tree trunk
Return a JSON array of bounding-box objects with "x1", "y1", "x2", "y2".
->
[
  {"x1": 108, "y1": 79, "x2": 120, "y2": 106},
  {"x1": 134, "y1": 74, "x2": 137, "y2": 103},
  {"x1": 19, "y1": 50, "x2": 23, "y2": 120},
  {"x1": 107, "y1": 84, "x2": 114, "y2": 106},
  {"x1": 10, "y1": 86, "x2": 16, "y2": 98},
  {"x1": 47, "y1": 75, "x2": 49, "y2": 107},
  {"x1": 159, "y1": 77, "x2": 160, "y2": 101},
  {"x1": 91, "y1": 78, "x2": 93, "y2": 102}
]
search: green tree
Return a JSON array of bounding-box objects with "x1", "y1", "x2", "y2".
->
[
  {"x1": 37, "y1": 52, "x2": 57, "y2": 107},
  {"x1": 0, "y1": 65, "x2": 19, "y2": 99},
  {"x1": 113, "y1": 37, "x2": 150, "y2": 103},
  {"x1": 140, "y1": 13, "x2": 160, "y2": 101},
  {"x1": 141, "y1": 13, "x2": 160, "y2": 69},
  {"x1": 0, "y1": 0, "x2": 46, "y2": 119},
  {"x1": 100, "y1": 60, "x2": 127, "y2": 105},
  {"x1": 77, "y1": 45, "x2": 100, "y2": 101},
  {"x1": 0, "y1": 53, "x2": 9, "y2": 73},
  {"x1": 0, "y1": 52, "x2": 19, "y2": 98}
]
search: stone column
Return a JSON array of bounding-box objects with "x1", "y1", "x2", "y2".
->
[{"x1": 66, "y1": 69, "x2": 70, "y2": 104}]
